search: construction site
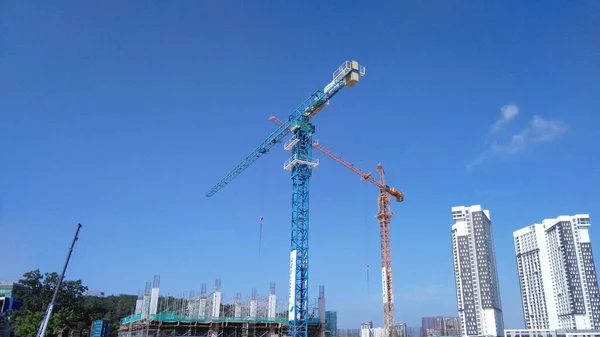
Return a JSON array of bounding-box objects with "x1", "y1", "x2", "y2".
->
[
  {"x1": 118, "y1": 277, "x2": 337, "y2": 337},
  {"x1": 118, "y1": 60, "x2": 404, "y2": 337}
]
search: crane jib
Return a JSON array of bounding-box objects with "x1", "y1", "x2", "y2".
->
[
  {"x1": 205, "y1": 120, "x2": 293, "y2": 197},
  {"x1": 205, "y1": 61, "x2": 364, "y2": 197}
]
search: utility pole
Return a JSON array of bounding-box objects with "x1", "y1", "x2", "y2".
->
[{"x1": 36, "y1": 223, "x2": 82, "y2": 337}]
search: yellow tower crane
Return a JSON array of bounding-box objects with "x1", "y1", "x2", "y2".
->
[{"x1": 268, "y1": 116, "x2": 404, "y2": 337}]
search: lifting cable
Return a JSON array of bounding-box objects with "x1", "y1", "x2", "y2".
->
[
  {"x1": 258, "y1": 161, "x2": 265, "y2": 261},
  {"x1": 362, "y1": 164, "x2": 370, "y2": 291}
]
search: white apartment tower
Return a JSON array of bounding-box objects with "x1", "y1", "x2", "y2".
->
[
  {"x1": 514, "y1": 214, "x2": 600, "y2": 330},
  {"x1": 451, "y1": 205, "x2": 504, "y2": 337}
]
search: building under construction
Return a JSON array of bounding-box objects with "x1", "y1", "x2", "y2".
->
[{"x1": 119, "y1": 276, "x2": 337, "y2": 337}]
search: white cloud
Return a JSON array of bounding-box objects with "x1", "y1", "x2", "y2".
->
[
  {"x1": 466, "y1": 154, "x2": 488, "y2": 171},
  {"x1": 490, "y1": 133, "x2": 526, "y2": 154},
  {"x1": 490, "y1": 104, "x2": 519, "y2": 133},
  {"x1": 467, "y1": 107, "x2": 567, "y2": 169},
  {"x1": 529, "y1": 115, "x2": 568, "y2": 142},
  {"x1": 490, "y1": 115, "x2": 567, "y2": 154}
]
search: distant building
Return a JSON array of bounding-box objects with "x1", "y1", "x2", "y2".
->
[
  {"x1": 85, "y1": 290, "x2": 106, "y2": 297},
  {"x1": 1, "y1": 281, "x2": 29, "y2": 336},
  {"x1": 91, "y1": 320, "x2": 110, "y2": 337},
  {"x1": 451, "y1": 205, "x2": 504, "y2": 337},
  {"x1": 371, "y1": 328, "x2": 386, "y2": 337},
  {"x1": 395, "y1": 322, "x2": 407, "y2": 337},
  {"x1": 505, "y1": 329, "x2": 600, "y2": 337},
  {"x1": 359, "y1": 322, "x2": 408, "y2": 337},
  {"x1": 325, "y1": 311, "x2": 338, "y2": 337},
  {"x1": 0, "y1": 282, "x2": 29, "y2": 298},
  {"x1": 514, "y1": 214, "x2": 600, "y2": 330},
  {"x1": 338, "y1": 329, "x2": 361, "y2": 337},
  {"x1": 405, "y1": 327, "x2": 424, "y2": 337},
  {"x1": 421, "y1": 317, "x2": 460, "y2": 337},
  {"x1": 361, "y1": 322, "x2": 373, "y2": 337}
]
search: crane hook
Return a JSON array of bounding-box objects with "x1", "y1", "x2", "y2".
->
[{"x1": 259, "y1": 216, "x2": 264, "y2": 259}]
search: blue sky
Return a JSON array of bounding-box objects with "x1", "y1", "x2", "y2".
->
[{"x1": 1, "y1": 0, "x2": 599, "y2": 330}]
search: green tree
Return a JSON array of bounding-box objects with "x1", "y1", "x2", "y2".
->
[
  {"x1": 83, "y1": 295, "x2": 136, "y2": 337},
  {"x1": 12, "y1": 269, "x2": 137, "y2": 337},
  {"x1": 12, "y1": 269, "x2": 88, "y2": 337},
  {"x1": 11, "y1": 311, "x2": 44, "y2": 337}
]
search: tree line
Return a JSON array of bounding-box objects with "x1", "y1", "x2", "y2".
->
[{"x1": 8, "y1": 270, "x2": 136, "y2": 337}]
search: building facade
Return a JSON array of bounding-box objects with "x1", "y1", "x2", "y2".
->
[
  {"x1": 371, "y1": 328, "x2": 387, "y2": 337},
  {"x1": 0, "y1": 282, "x2": 29, "y2": 299},
  {"x1": 0, "y1": 282, "x2": 29, "y2": 337},
  {"x1": 421, "y1": 316, "x2": 460, "y2": 337},
  {"x1": 451, "y1": 205, "x2": 504, "y2": 337},
  {"x1": 361, "y1": 321, "x2": 373, "y2": 337},
  {"x1": 514, "y1": 214, "x2": 600, "y2": 330},
  {"x1": 395, "y1": 322, "x2": 407, "y2": 337},
  {"x1": 325, "y1": 311, "x2": 338, "y2": 337},
  {"x1": 91, "y1": 320, "x2": 110, "y2": 337},
  {"x1": 360, "y1": 322, "x2": 407, "y2": 337}
]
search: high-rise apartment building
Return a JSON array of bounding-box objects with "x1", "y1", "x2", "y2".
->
[
  {"x1": 514, "y1": 214, "x2": 600, "y2": 330},
  {"x1": 451, "y1": 205, "x2": 504, "y2": 337}
]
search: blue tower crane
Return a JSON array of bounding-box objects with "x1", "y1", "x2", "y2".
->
[{"x1": 206, "y1": 60, "x2": 366, "y2": 337}]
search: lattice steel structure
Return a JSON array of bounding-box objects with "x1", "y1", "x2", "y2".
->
[
  {"x1": 206, "y1": 61, "x2": 366, "y2": 337},
  {"x1": 267, "y1": 119, "x2": 403, "y2": 337}
]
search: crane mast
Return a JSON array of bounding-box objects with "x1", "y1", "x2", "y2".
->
[
  {"x1": 268, "y1": 116, "x2": 402, "y2": 337},
  {"x1": 376, "y1": 164, "x2": 394, "y2": 337},
  {"x1": 206, "y1": 61, "x2": 366, "y2": 337}
]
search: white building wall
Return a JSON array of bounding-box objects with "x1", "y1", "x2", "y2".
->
[
  {"x1": 134, "y1": 298, "x2": 143, "y2": 315},
  {"x1": 514, "y1": 224, "x2": 556, "y2": 329},
  {"x1": 268, "y1": 294, "x2": 277, "y2": 318},
  {"x1": 234, "y1": 302, "x2": 242, "y2": 318},
  {"x1": 514, "y1": 214, "x2": 600, "y2": 331},
  {"x1": 211, "y1": 292, "x2": 222, "y2": 318},
  {"x1": 483, "y1": 308, "x2": 498, "y2": 336},
  {"x1": 451, "y1": 205, "x2": 504, "y2": 337},
  {"x1": 538, "y1": 225, "x2": 558, "y2": 329},
  {"x1": 198, "y1": 298, "x2": 207, "y2": 316},
  {"x1": 360, "y1": 322, "x2": 373, "y2": 337},
  {"x1": 150, "y1": 288, "x2": 159, "y2": 315},
  {"x1": 371, "y1": 328, "x2": 386, "y2": 337},
  {"x1": 187, "y1": 300, "x2": 198, "y2": 316},
  {"x1": 141, "y1": 295, "x2": 151, "y2": 320},
  {"x1": 451, "y1": 218, "x2": 468, "y2": 336},
  {"x1": 250, "y1": 299, "x2": 258, "y2": 318}
]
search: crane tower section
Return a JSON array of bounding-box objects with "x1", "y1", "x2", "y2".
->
[
  {"x1": 376, "y1": 164, "x2": 395, "y2": 337},
  {"x1": 284, "y1": 61, "x2": 364, "y2": 337},
  {"x1": 205, "y1": 60, "x2": 365, "y2": 337},
  {"x1": 269, "y1": 115, "x2": 403, "y2": 337}
]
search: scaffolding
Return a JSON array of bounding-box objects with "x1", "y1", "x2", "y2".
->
[{"x1": 121, "y1": 277, "x2": 329, "y2": 337}]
